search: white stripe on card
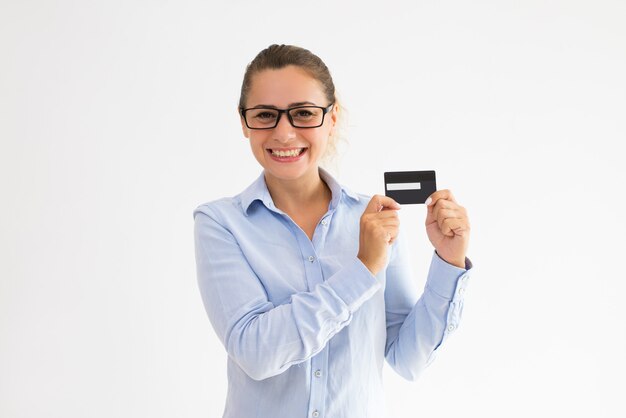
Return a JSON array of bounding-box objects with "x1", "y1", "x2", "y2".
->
[{"x1": 386, "y1": 182, "x2": 421, "y2": 191}]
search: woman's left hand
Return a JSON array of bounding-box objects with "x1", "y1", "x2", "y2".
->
[{"x1": 424, "y1": 189, "x2": 470, "y2": 269}]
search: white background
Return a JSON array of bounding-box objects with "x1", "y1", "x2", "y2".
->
[{"x1": 1, "y1": 1, "x2": 625, "y2": 417}]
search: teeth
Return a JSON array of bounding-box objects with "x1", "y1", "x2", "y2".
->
[{"x1": 271, "y1": 148, "x2": 304, "y2": 157}]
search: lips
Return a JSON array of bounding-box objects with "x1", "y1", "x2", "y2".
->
[
  {"x1": 267, "y1": 147, "x2": 308, "y2": 162},
  {"x1": 268, "y1": 147, "x2": 307, "y2": 157}
]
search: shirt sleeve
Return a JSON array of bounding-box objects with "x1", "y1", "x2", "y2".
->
[
  {"x1": 383, "y1": 227, "x2": 473, "y2": 381},
  {"x1": 193, "y1": 206, "x2": 382, "y2": 381}
]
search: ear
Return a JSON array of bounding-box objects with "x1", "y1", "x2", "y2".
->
[
  {"x1": 239, "y1": 108, "x2": 250, "y2": 139},
  {"x1": 329, "y1": 103, "x2": 339, "y2": 137}
]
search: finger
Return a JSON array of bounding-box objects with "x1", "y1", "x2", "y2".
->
[
  {"x1": 367, "y1": 215, "x2": 399, "y2": 230},
  {"x1": 375, "y1": 217, "x2": 400, "y2": 231},
  {"x1": 381, "y1": 221, "x2": 400, "y2": 230},
  {"x1": 425, "y1": 189, "x2": 457, "y2": 208},
  {"x1": 374, "y1": 210, "x2": 400, "y2": 219},
  {"x1": 431, "y1": 199, "x2": 457, "y2": 219},
  {"x1": 365, "y1": 194, "x2": 401, "y2": 214},
  {"x1": 427, "y1": 197, "x2": 465, "y2": 226},
  {"x1": 386, "y1": 227, "x2": 400, "y2": 244},
  {"x1": 383, "y1": 221, "x2": 400, "y2": 232},
  {"x1": 435, "y1": 208, "x2": 464, "y2": 232},
  {"x1": 432, "y1": 201, "x2": 462, "y2": 224},
  {"x1": 428, "y1": 199, "x2": 458, "y2": 224},
  {"x1": 361, "y1": 210, "x2": 399, "y2": 226},
  {"x1": 441, "y1": 217, "x2": 470, "y2": 237},
  {"x1": 371, "y1": 219, "x2": 399, "y2": 235},
  {"x1": 374, "y1": 225, "x2": 398, "y2": 242}
]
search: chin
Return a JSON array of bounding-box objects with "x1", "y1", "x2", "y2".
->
[
  {"x1": 265, "y1": 167, "x2": 308, "y2": 180},
  {"x1": 263, "y1": 162, "x2": 319, "y2": 181}
]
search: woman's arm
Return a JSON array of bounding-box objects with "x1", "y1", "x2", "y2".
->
[
  {"x1": 383, "y1": 228, "x2": 473, "y2": 381},
  {"x1": 194, "y1": 207, "x2": 381, "y2": 381}
]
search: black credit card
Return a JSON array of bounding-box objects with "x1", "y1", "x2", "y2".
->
[{"x1": 384, "y1": 171, "x2": 437, "y2": 204}]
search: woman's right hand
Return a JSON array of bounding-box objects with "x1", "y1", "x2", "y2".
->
[{"x1": 357, "y1": 195, "x2": 401, "y2": 275}]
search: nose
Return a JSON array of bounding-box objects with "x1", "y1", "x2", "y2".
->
[{"x1": 273, "y1": 112, "x2": 296, "y2": 143}]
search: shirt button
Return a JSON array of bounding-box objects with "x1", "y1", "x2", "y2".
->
[
  {"x1": 458, "y1": 287, "x2": 465, "y2": 295},
  {"x1": 308, "y1": 256, "x2": 315, "y2": 262},
  {"x1": 321, "y1": 219, "x2": 328, "y2": 226},
  {"x1": 314, "y1": 369, "x2": 322, "y2": 377},
  {"x1": 448, "y1": 324, "x2": 456, "y2": 332},
  {"x1": 312, "y1": 411, "x2": 319, "y2": 417}
]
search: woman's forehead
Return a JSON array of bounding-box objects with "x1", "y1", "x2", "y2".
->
[{"x1": 246, "y1": 66, "x2": 326, "y2": 108}]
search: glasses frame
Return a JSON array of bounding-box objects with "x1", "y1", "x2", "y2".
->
[{"x1": 240, "y1": 103, "x2": 334, "y2": 130}]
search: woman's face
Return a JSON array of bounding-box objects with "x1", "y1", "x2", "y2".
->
[{"x1": 240, "y1": 65, "x2": 337, "y2": 183}]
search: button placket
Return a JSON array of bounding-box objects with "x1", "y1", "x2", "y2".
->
[
  {"x1": 453, "y1": 274, "x2": 469, "y2": 299},
  {"x1": 309, "y1": 349, "x2": 329, "y2": 418}
]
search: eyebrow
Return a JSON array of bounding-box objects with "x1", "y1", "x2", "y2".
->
[{"x1": 250, "y1": 101, "x2": 317, "y2": 109}]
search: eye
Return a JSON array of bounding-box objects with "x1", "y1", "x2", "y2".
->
[
  {"x1": 252, "y1": 110, "x2": 278, "y2": 121},
  {"x1": 292, "y1": 108, "x2": 318, "y2": 120}
]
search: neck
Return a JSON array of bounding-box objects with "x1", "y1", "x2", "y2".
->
[{"x1": 264, "y1": 167, "x2": 331, "y2": 212}]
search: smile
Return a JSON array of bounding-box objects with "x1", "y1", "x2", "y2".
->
[{"x1": 268, "y1": 147, "x2": 307, "y2": 157}]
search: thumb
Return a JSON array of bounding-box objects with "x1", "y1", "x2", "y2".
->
[{"x1": 365, "y1": 194, "x2": 401, "y2": 214}]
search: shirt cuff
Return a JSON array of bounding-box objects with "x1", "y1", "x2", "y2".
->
[
  {"x1": 326, "y1": 258, "x2": 382, "y2": 312},
  {"x1": 425, "y1": 250, "x2": 473, "y2": 299}
]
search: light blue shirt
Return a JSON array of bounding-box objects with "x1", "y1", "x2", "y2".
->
[{"x1": 193, "y1": 167, "x2": 473, "y2": 418}]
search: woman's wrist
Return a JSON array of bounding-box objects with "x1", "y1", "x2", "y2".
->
[{"x1": 435, "y1": 250, "x2": 465, "y2": 269}]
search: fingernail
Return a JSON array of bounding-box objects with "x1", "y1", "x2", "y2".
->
[{"x1": 425, "y1": 197, "x2": 432, "y2": 206}]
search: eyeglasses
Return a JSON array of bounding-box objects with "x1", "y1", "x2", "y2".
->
[{"x1": 240, "y1": 103, "x2": 334, "y2": 129}]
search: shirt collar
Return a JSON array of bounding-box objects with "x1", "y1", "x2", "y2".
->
[{"x1": 240, "y1": 167, "x2": 360, "y2": 216}]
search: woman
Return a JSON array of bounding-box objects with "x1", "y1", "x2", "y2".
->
[{"x1": 193, "y1": 44, "x2": 473, "y2": 418}]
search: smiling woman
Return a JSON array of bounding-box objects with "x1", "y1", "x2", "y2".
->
[
  {"x1": 240, "y1": 64, "x2": 337, "y2": 189},
  {"x1": 238, "y1": 45, "x2": 345, "y2": 170},
  {"x1": 193, "y1": 44, "x2": 474, "y2": 418}
]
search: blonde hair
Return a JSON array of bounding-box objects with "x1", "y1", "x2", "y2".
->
[{"x1": 239, "y1": 44, "x2": 348, "y2": 173}]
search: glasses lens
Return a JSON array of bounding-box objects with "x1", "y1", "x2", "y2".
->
[
  {"x1": 289, "y1": 106, "x2": 324, "y2": 128},
  {"x1": 246, "y1": 108, "x2": 280, "y2": 128}
]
